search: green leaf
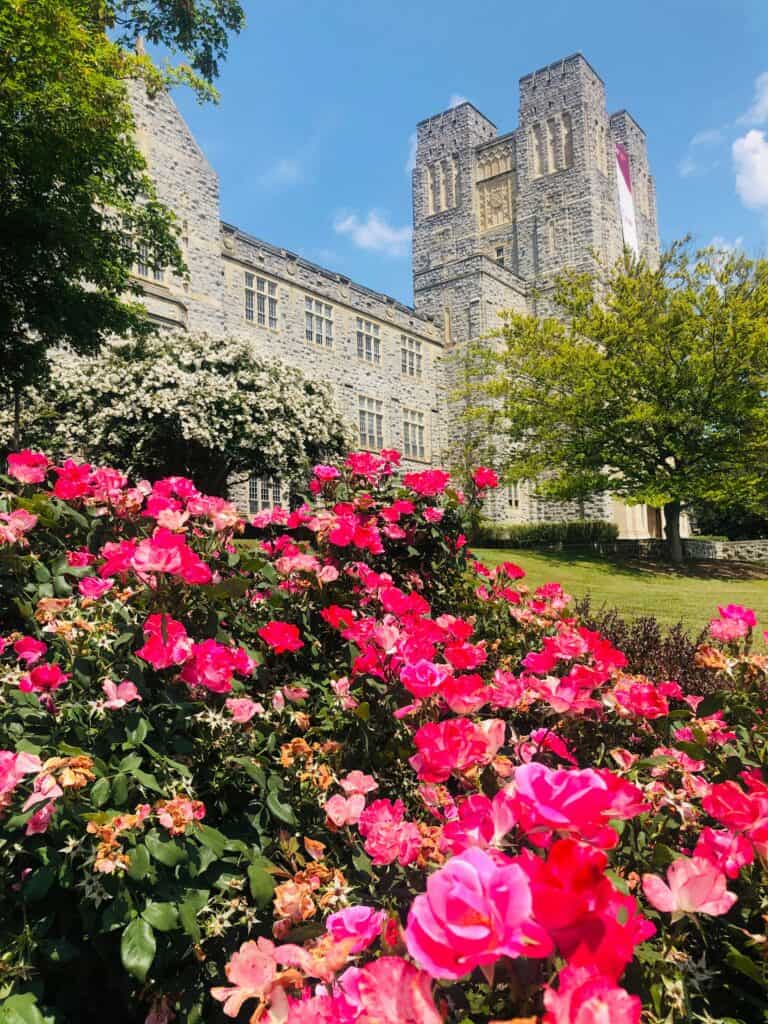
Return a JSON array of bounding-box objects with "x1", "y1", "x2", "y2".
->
[
  {"x1": 132, "y1": 769, "x2": 161, "y2": 793},
  {"x1": 0, "y1": 993, "x2": 49, "y2": 1024},
  {"x1": 248, "y1": 862, "x2": 275, "y2": 907},
  {"x1": 179, "y1": 889, "x2": 209, "y2": 941},
  {"x1": 142, "y1": 901, "x2": 179, "y2": 932},
  {"x1": 22, "y1": 866, "x2": 55, "y2": 902},
  {"x1": 90, "y1": 777, "x2": 110, "y2": 808},
  {"x1": 126, "y1": 845, "x2": 151, "y2": 880},
  {"x1": 196, "y1": 824, "x2": 227, "y2": 857},
  {"x1": 353, "y1": 702, "x2": 370, "y2": 721},
  {"x1": 126, "y1": 717, "x2": 149, "y2": 745},
  {"x1": 352, "y1": 850, "x2": 373, "y2": 876},
  {"x1": 266, "y1": 790, "x2": 297, "y2": 826},
  {"x1": 112, "y1": 773, "x2": 129, "y2": 805},
  {"x1": 726, "y1": 945, "x2": 767, "y2": 989},
  {"x1": 145, "y1": 833, "x2": 187, "y2": 866},
  {"x1": 120, "y1": 919, "x2": 156, "y2": 982}
]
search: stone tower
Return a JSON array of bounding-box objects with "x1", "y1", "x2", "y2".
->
[
  {"x1": 411, "y1": 52, "x2": 660, "y2": 519},
  {"x1": 412, "y1": 52, "x2": 659, "y2": 332}
]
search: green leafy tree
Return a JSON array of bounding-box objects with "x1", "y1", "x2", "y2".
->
[
  {"x1": 467, "y1": 242, "x2": 768, "y2": 562},
  {"x1": 5, "y1": 334, "x2": 351, "y2": 495},
  {"x1": 0, "y1": 0, "x2": 244, "y2": 441}
]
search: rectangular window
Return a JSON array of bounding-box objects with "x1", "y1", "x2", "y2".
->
[
  {"x1": 509, "y1": 481, "x2": 520, "y2": 509},
  {"x1": 358, "y1": 395, "x2": 384, "y2": 449},
  {"x1": 356, "y1": 318, "x2": 381, "y2": 363},
  {"x1": 400, "y1": 335, "x2": 423, "y2": 377},
  {"x1": 249, "y1": 475, "x2": 286, "y2": 514},
  {"x1": 245, "y1": 272, "x2": 254, "y2": 321},
  {"x1": 403, "y1": 408, "x2": 426, "y2": 460},
  {"x1": 304, "y1": 297, "x2": 333, "y2": 347},
  {"x1": 136, "y1": 242, "x2": 164, "y2": 282},
  {"x1": 245, "y1": 272, "x2": 277, "y2": 328},
  {"x1": 496, "y1": 246, "x2": 505, "y2": 267}
]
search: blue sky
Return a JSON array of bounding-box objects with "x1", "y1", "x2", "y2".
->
[{"x1": 173, "y1": 0, "x2": 768, "y2": 306}]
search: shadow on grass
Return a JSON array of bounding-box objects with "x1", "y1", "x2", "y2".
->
[{"x1": 476, "y1": 547, "x2": 768, "y2": 582}]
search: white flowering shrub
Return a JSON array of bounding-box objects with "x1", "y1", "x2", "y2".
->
[{"x1": 3, "y1": 334, "x2": 351, "y2": 494}]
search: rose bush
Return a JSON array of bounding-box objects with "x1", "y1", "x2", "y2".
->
[{"x1": 0, "y1": 448, "x2": 767, "y2": 1024}]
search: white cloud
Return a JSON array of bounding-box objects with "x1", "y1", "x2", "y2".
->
[
  {"x1": 709, "y1": 234, "x2": 744, "y2": 253},
  {"x1": 677, "y1": 155, "x2": 699, "y2": 178},
  {"x1": 334, "y1": 210, "x2": 412, "y2": 258},
  {"x1": 739, "y1": 71, "x2": 768, "y2": 125},
  {"x1": 678, "y1": 127, "x2": 725, "y2": 177},
  {"x1": 405, "y1": 132, "x2": 417, "y2": 175},
  {"x1": 690, "y1": 128, "x2": 724, "y2": 147},
  {"x1": 256, "y1": 158, "x2": 303, "y2": 188},
  {"x1": 733, "y1": 129, "x2": 768, "y2": 209},
  {"x1": 448, "y1": 93, "x2": 468, "y2": 109}
]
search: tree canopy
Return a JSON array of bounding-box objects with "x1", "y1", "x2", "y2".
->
[
  {"x1": 4, "y1": 334, "x2": 351, "y2": 495},
  {"x1": 466, "y1": 241, "x2": 768, "y2": 560},
  {"x1": 0, "y1": 0, "x2": 244, "y2": 436}
]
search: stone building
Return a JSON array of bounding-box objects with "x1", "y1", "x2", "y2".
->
[{"x1": 128, "y1": 52, "x2": 677, "y2": 538}]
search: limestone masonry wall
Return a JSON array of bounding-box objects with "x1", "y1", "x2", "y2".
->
[{"x1": 129, "y1": 52, "x2": 666, "y2": 536}]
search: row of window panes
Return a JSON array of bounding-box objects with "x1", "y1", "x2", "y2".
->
[
  {"x1": 356, "y1": 318, "x2": 381, "y2": 363},
  {"x1": 357, "y1": 398, "x2": 428, "y2": 459},
  {"x1": 358, "y1": 396, "x2": 383, "y2": 448},
  {"x1": 248, "y1": 476, "x2": 285, "y2": 514},
  {"x1": 401, "y1": 336, "x2": 422, "y2": 377},
  {"x1": 402, "y1": 409, "x2": 425, "y2": 459},
  {"x1": 244, "y1": 273, "x2": 278, "y2": 328},
  {"x1": 305, "y1": 297, "x2": 333, "y2": 346},
  {"x1": 242, "y1": 275, "x2": 424, "y2": 376},
  {"x1": 136, "y1": 243, "x2": 164, "y2": 283}
]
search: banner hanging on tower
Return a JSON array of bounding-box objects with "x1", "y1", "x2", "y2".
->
[{"x1": 615, "y1": 143, "x2": 639, "y2": 257}]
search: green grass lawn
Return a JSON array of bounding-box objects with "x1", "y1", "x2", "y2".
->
[{"x1": 472, "y1": 547, "x2": 768, "y2": 632}]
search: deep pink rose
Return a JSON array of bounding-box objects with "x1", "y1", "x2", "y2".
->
[
  {"x1": 19, "y1": 664, "x2": 69, "y2": 694},
  {"x1": 510, "y1": 762, "x2": 647, "y2": 849},
  {"x1": 7, "y1": 450, "x2": 49, "y2": 484},
  {"x1": 543, "y1": 966, "x2": 641, "y2": 1024},
  {"x1": 258, "y1": 620, "x2": 303, "y2": 654},
  {"x1": 405, "y1": 847, "x2": 552, "y2": 978},
  {"x1": 13, "y1": 636, "x2": 47, "y2": 666},
  {"x1": 78, "y1": 576, "x2": 115, "y2": 600},
  {"x1": 325, "y1": 905, "x2": 385, "y2": 952},
  {"x1": 472, "y1": 466, "x2": 499, "y2": 489}
]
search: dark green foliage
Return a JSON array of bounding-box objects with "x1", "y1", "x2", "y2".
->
[{"x1": 476, "y1": 518, "x2": 619, "y2": 549}]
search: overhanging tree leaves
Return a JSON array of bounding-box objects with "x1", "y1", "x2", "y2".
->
[
  {"x1": 5, "y1": 334, "x2": 351, "y2": 495},
  {"x1": 0, "y1": 0, "x2": 244, "y2": 441},
  {"x1": 468, "y1": 242, "x2": 768, "y2": 561}
]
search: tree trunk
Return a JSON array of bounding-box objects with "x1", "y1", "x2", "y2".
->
[{"x1": 664, "y1": 500, "x2": 684, "y2": 564}]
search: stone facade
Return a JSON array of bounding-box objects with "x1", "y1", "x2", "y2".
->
[{"x1": 128, "y1": 52, "x2": 678, "y2": 537}]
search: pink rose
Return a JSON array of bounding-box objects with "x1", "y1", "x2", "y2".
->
[
  {"x1": 642, "y1": 856, "x2": 737, "y2": 919},
  {"x1": 324, "y1": 793, "x2": 366, "y2": 827},
  {"x1": 339, "y1": 771, "x2": 378, "y2": 796},
  {"x1": 339, "y1": 957, "x2": 442, "y2": 1024},
  {"x1": 472, "y1": 466, "x2": 499, "y2": 489},
  {"x1": 325, "y1": 905, "x2": 385, "y2": 952},
  {"x1": 13, "y1": 636, "x2": 47, "y2": 666},
  {"x1": 7, "y1": 450, "x2": 49, "y2": 484},
  {"x1": 78, "y1": 576, "x2": 115, "y2": 600},
  {"x1": 543, "y1": 966, "x2": 641, "y2": 1024},
  {"x1": 403, "y1": 469, "x2": 451, "y2": 497},
  {"x1": 258, "y1": 620, "x2": 303, "y2": 654},
  {"x1": 358, "y1": 798, "x2": 421, "y2": 866},
  {"x1": 102, "y1": 679, "x2": 141, "y2": 709},
  {"x1": 510, "y1": 762, "x2": 648, "y2": 849},
  {"x1": 405, "y1": 847, "x2": 552, "y2": 978},
  {"x1": 136, "y1": 614, "x2": 193, "y2": 670},
  {"x1": 19, "y1": 664, "x2": 69, "y2": 694},
  {"x1": 225, "y1": 698, "x2": 264, "y2": 723}
]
